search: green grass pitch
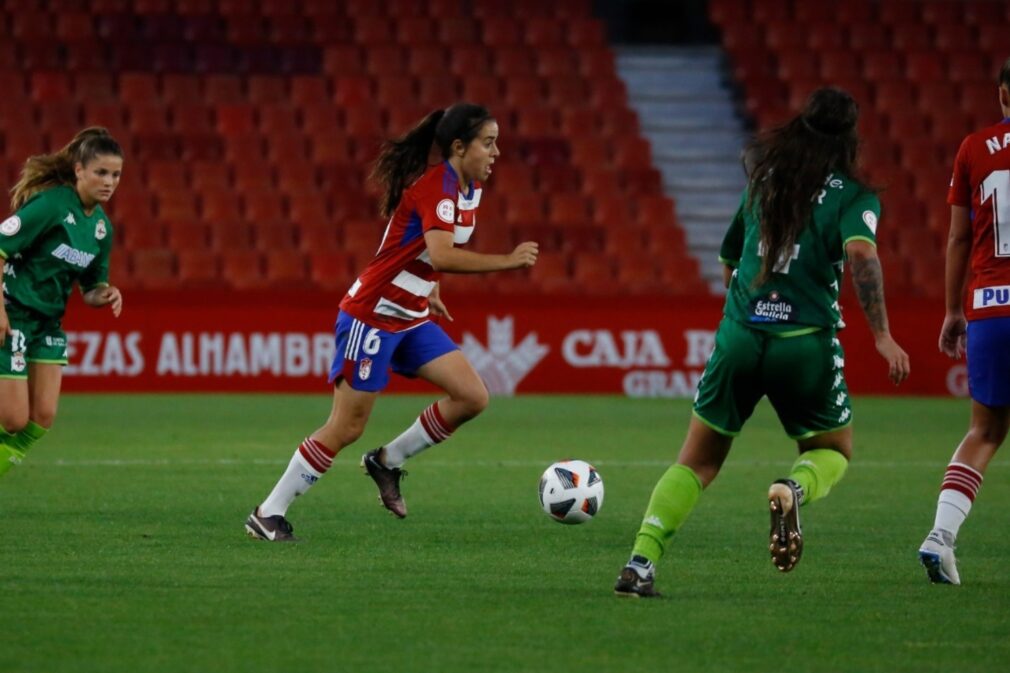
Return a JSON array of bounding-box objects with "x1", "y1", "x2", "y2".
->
[{"x1": 1, "y1": 394, "x2": 1008, "y2": 673}]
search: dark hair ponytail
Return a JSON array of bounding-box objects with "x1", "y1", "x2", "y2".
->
[
  {"x1": 745, "y1": 87, "x2": 867, "y2": 285},
  {"x1": 371, "y1": 102, "x2": 494, "y2": 217},
  {"x1": 11, "y1": 126, "x2": 123, "y2": 211}
]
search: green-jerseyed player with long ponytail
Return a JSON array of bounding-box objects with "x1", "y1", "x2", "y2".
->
[
  {"x1": 614, "y1": 88, "x2": 911, "y2": 597},
  {"x1": 0, "y1": 127, "x2": 124, "y2": 479}
]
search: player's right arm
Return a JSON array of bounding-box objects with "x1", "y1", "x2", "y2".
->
[
  {"x1": 424, "y1": 229, "x2": 538, "y2": 273},
  {"x1": 938, "y1": 205, "x2": 971, "y2": 359},
  {"x1": 0, "y1": 195, "x2": 59, "y2": 346},
  {"x1": 718, "y1": 193, "x2": 746, "y2": 288}
]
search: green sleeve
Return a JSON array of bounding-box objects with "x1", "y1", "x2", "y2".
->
[
  {"x1": 0, "y1": 194, "x2": 59, "y2": 259},
  {"x1": 718, "y1": 192, "x2": 747, "y2": 267},
  {"x1": 839, "y1": 190, "x2": 880, "y2": 248},
  {"x1": 79, "y1": 225, "x2": 113, "y2": 291}
]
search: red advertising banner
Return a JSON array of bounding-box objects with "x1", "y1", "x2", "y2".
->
[{"x1": 57, "y1": 290, "x2": 964, "y2": 397}]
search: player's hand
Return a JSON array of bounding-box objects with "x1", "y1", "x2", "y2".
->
[
  {"x1": 429, "y1": 294, "x2": 452, "y2": 321},
  {"x1": 875, "y1": 334, "x2": 910, "y2": 385},
  {"x1": 0, "y1": 306, "x2": 9, "y2": 347},
  {"x1": 508, "y1": 241, "x2": 538, "y2": 269},
  {"x1": 85, "y1": 285, "x2": 123, "y2": 317},
  {"x1": 938, "y1": 312, "x2": 966, "y2": 359}
]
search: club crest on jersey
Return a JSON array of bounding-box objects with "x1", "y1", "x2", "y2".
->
[
  {"x1": 11, "y1": 350, "x2": 25, "y2": 373},
  {"x1": 436, "y1": 199, "x2": 455, "y2": 224},
  {"x1": 861, "y1": 210, "x2": 878, "y2": 234},
  {"x1": 358, "y1": 357, "x2": 373, "y2": 381},
  {"x1": 974, "y1": 285, "x2": 1010, "y2": 309},
  {"x1": 0, "y1": 215, "x2": 21, "y2": 236},
  {"x1": 95, "y1": 220, "x2": 107, "y2": 240}
]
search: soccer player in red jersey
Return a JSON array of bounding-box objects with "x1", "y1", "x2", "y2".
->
[
  {"x1": 919, "y1": 58, "x2": 1010, "y2": 584},
  {"x1": 246, "y1": 103, "x2": 538, "y2": 540}
]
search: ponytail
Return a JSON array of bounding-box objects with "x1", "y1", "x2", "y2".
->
[
  {"x1": 371, "y1": 102, "x2": 495, "y2": 218},
  {"x1": 371, "y1": 110, "x2": 445, "y2": 218},
  {"x1": 10, "y1": 127, "x2": 124, "y2": 212}
]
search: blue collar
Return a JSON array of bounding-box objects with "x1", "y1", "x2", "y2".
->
[{"x1": 443, "y1": 161, "x2": 474, "y2": 199}]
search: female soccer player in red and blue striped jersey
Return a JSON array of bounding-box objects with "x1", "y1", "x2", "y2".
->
[
  {"x1": 246, "y1": 103, "x2": 538, "y2": 541},
  {"x1": 919, "y1": 58, "x2": 1010, "y2": 585}
]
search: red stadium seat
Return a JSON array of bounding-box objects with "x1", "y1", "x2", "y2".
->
[
  {"x1": 165, "y1": 222, "x2": 209, "y2": 251},
  {"x1": 202, "y1": 75, "x2": 244, "y2": 105},
  {"x1": 308, "y1": 251, "x2": 355, "y2": 290},
  {"x1": 353, "y1": 17, "x2": 394, "y2": 45},
  {"x1": 494, "y1": 48, "x2": 536, "y2": 78},
  {"x1": 130, "y1": 248, "x2": 177, "y2": 289},
  {"x1": 121, "y1": 222, "x2": 166, "y2": 250},
  {"x1": 265, "y1": 251, "x2": 309, "y2": 285},
  {"x1": 877, "y1": 0, "x2": 924, "y2": 25},
  {"x1": 210, "y1": 221, "x2": 255, "y2": 251},
  {"x1": 298, "y1": 223, "x2": 341, "y2": 252},
  {"x1": 417, "y1": 76, "x2": 458, "y2": 108},
  {"x1": 548, "y1": 193, "x2": 592, "y2": 228},
  {"x1": 481, "y1": 18, "x2": 522, "y2": 48},
  {"x1": 30, "y1": 72, "x2": 73, "y2": 103},
  {"x1": 221, "y1": 250, "x2": 265, "y2": 289},
  {"x1": 177, "y1": 250, "x2": 221, "y2": 287},
  {"x1": 567, "y1": 19, "x2": 607, "y2": 49},
  {"x1": 200, "y1": 191, "x2": 243, "y2": 223},
  {"x1": 905, "y1": 51, "x2": 947, "y2": 82},
  {"x1": 253, "y1": 222, "x2": 298, "y2": 251}
]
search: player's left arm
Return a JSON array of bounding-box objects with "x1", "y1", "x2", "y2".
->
[
  {"x1": 428, "y1": 282, "x2": 452, "y2": 321},
  {"x1": 80, "y1": 233, "x2": 122, "y2": 317}
]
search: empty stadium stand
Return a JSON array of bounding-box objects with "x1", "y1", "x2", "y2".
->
[
  {"x1": 0, "y1": 0, "x2": 699, "y2": 295},
  {"x1": 711, "y1": 0, "x2": 1010, "y2": 299}
]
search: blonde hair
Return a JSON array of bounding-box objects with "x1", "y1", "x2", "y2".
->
[{"x1": 10, "y1": 126, "x2": 123, "y2": 211}]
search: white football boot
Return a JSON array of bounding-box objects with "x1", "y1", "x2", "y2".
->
[{"x1": 918, "y1": 529, "x2": 961, "y2": 585}]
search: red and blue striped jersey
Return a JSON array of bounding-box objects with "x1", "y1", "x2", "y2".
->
[{"x1": 340, "y1": 161, "x2": 480, "y2": 331}]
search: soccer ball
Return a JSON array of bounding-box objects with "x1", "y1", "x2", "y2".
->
[{"x1": 538, "y1": 460, "x2": 604, "y2": 524}]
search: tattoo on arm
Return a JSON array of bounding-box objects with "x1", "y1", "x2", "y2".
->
[{"x1": 850, "y1": 255, "x2": 889, "y2": 334}]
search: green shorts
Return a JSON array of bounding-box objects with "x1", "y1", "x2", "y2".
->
[
  {"x1": 0, "y1": 304, "x2": 68, "y2": 379},
  {"x1": 693, "y1": 318, "x2": 852, "y2": 440}
]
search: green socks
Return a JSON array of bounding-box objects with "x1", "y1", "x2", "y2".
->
[
  {"x1": 631, "y1": 464, "x2": 704, "y2": 564},
  {"x1": 0, "y1": 422, "x2": 48, "y2": 477},
  {"x1": 788, "y1": 448, "x2": 848, "y2": 505}
]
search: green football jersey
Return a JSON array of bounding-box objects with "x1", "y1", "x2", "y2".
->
[
  {"x1": 719, "y1": 173, "x2": 879, "y2": 334},
  {"x1": 0, "y1": 185, "x2": 114, "y2": 319}
]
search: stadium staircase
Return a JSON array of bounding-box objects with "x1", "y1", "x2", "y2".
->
[
  {"x1": 0, "y1": 0, "x2": 707, "y2": 297},
  {"x1": 616, "y1": 45, "x2": 747, "y2": 294},
  {"x1": 710, "y1": 0, "x2": 1010, "y2": 299}
]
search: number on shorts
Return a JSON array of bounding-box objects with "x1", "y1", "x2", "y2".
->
[
  {"x1": 981, "y1": 169, "x2": 1010, "y2": 257},
  {"x1": 362, "y1": 328, "x2": 381, "y2": 355},
  {"x1": 9, "y1": 329, "x2": 26, "y2": 352}
]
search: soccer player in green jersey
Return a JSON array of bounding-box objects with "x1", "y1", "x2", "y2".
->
[
  {"x1": 0, "y1": 127, "x2": 124, "y2": 479},
  {"x1": 614, "y1": 88, "x2": 910, "y2": 597}
]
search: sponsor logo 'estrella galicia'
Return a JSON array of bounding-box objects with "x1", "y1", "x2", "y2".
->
[
  {"x1": 750, "y1": 291, "x2": 795, "y2": 323},
  {"x1": 51, "y1": 243, "x2": 96, "y2": 268},
  {"x1": 974, "y1": 285, "x2": 1010, "y2": 309}
]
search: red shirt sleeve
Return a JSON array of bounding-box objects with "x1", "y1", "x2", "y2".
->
[
  {"x1": 947, "y1": 135, "x2": 972, "y2": 207},
  {"x1": 415, "y1": 178, "x2": 457, "y2": 234}
]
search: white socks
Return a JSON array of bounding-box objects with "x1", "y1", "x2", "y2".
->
[
  {"x1": 260, "y1": 438, "x2": 335, "y2": 517},
  {"x1": 383, "y1": 402, "x2": 455, "y2": 468}
]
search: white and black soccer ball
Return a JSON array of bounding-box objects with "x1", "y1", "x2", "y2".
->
[{"x1": 538, "y1": 460, "x2": 604, "y2": 524}]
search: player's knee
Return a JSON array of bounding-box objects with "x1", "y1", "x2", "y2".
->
[
  {"x1": 29, "y1": 408, "x2": 57, "y2": 429},
  {"x1": 0, "y1": 413, "x2": 29, "y2": 434},
  {"x1": 464, "y1": 383, "x2": 490, "y2": 417},
  {"x1": 969, "y1": 421, "x2": 1009, "y2": 448}
]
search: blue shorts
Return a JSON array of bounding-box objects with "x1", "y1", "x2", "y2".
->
[
  {"x1": 966, "y1": 316, "x2": 1010, "y2": 407},
  {"x1": 328, "y1": 311, "x2": 458, "y2": 392}
]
